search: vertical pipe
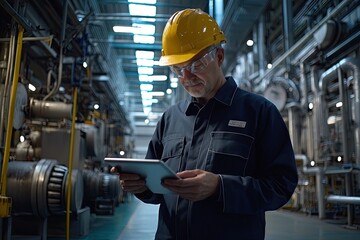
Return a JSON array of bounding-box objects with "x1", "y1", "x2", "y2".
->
[
  {"x1": 337, "y1": 68, "x2": 351, "y2": 163},
  {"x1": 0, "y1": 26, "x2": 24, "y2": 196},
  {"x1": 316, "y1": 169, "x2": 325, "y2": 219},
  {"x1": 282, "y1": 0, "x2": 294, "y2": 68},
  {"x1": 288, "y1": 106, "x2": 301, "y2": 153},
  {"x1": 338, "y1": 67, "x2": 354, "y2": 225},
  {"x1": 340, "y1": 58, "x2": 360, "y2": 190},
  {"x1": 258, "y1": 15, "x2": 265, "y2": 76}
]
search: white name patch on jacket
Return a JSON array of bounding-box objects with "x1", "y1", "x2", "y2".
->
[{"x1": 228, "y1": 120, "x2": 246, "y2": 128}]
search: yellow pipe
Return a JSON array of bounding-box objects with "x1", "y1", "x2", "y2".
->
[
  {"x1": 1, "y1": 26, "x2": 24, "y2": 196},
  {"x1": 66, "y1": 86, "x2": 78, "y2": 239}
]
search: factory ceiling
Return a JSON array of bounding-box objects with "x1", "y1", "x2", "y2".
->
[{"x1": 0, "y1": 0, "x2": 269, "y2": 132}]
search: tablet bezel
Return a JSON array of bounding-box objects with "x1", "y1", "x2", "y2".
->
[{"x1": 104, "y1": 157, "x2": 179, "y2": 194}]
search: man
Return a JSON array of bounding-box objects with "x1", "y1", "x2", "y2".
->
[{"x1": 118, "y1": 8, "x2": 298, "y2": 240}]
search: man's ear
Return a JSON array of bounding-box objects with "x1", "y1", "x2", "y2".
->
[{"x1": 217, "y1": 48, "x2": 225, "y2": 65}]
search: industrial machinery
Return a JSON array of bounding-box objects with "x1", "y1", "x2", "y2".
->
[{"x1": 1, "y1": 0, "x2": 360, "y2": 239}]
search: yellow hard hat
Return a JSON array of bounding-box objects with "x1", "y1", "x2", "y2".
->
[{"x1": 159, "y1": 8, "x2": 226, "y2": 66}]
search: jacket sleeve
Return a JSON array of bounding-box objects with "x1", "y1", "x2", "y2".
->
[{"x1": 220, "y1": 103, "x2": 298, "y2": 214}]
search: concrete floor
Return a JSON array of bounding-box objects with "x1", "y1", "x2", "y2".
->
[{"x1": 77, "y1": 197, "x2": 360, "y2": 240}]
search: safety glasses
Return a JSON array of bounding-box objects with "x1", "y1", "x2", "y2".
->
[{"x1": 170, "y1": 47, "x2": 218, "y2": 78}]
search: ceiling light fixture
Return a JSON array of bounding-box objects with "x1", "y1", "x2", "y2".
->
[{"x1": 136, "y1": 50, "x2": 154, "y2": 59}]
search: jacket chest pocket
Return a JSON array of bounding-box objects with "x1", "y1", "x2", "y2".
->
[
  {"x1": 207, "y1": 131, "x2": 254, "y2": 175},
  {"x1": 161, "y1": 134, "x2": 185, "y2": 172}
]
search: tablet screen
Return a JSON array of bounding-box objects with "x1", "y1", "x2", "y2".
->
[{"x1": 104, "y1": 158, "x2": 179, "y2": 194}]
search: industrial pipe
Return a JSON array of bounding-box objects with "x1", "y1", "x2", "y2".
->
[
  {"x1": 259, "y1": 0, "x2": 352, "y2": 82},
  {"x1": 327, "y1": 195, "x2": 360, "y2": 205},
  {"x1": 29, "y1": 98, "x2": 72, "y2": 120}
]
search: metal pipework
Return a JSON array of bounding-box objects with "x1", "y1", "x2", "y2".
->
[
  {"x1": 327, "y1": 195, "x2": 360, "y2": 205},
  {"x1": 6, "y1": 159, "x2": 84, "y2": 218},
  {"x1": 317, "y1": 58, "x2": 360, "y2": 225},
  {"x1": 296, "y1": 154, "x2": 326, "y2": 219},
  {"x1": 318, "y1": 58, "x2": 360, "y2": 171},
  {"x1": 29, "y1": 98, "x2": 72, "y2": 120}
]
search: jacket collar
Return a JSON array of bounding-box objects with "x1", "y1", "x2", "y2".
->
[{"x1": 184, "y1": 76, "x2": 238, "y2": 115}]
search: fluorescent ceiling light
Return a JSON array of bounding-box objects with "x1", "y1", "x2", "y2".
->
[
  {"x1": 136, "y1": 50, "x2": 154, "y2": 59},
  {"x1": 150, "y1": 91, "x2": 165, "y2": 97},
  {"x1": 139, "y1": 75, "x2": 152, "y2": 82},
  {"x1": 142, "y1": 99, "x2": 153, "y2": 106},
  {"x1": 134, "y1": 35, "x2": 155, "y2": 44},
  {"x1": 139, "y1": 75, "x2": 167, "y2": 82},
  {"x1": 170, "y1": 77, "x2": 178, "y2": 83},
  {"x1": 170, "y1": 82, "x2": 178, "y2": 88},
  {"x1": 138, "y1": 67, "x2": 153, "y2": 75},
  {"x1": 141, "y1": 91, "x2": 152, "y2": 99},
  {"x1": 113, "y1": 26, "x2": 136, "y2": 33},
  {"x1": 136, "y1": 58, "x2": 154, "y2": 67},
  {"x1": 129, "y1": 4, "x2": 156, "y2": 16},
  {"x1": 140, "y1": 83, "x2": 153, "y2": 91},
  {"x1": 113, "y1": 24, "x2": 155, "y2": 35},
  {"x1": 143, "y1": 106, "x2": 151, "y2": 115},
  {"x1": 136, "y1": 59, "x2": 154, "y2": 66},
  {"x1": 128, "y1": 0, "x2": 157, "y2": 4},
  {"x1": 148, "y1": 75, "x2": 167, "y2": 81}
]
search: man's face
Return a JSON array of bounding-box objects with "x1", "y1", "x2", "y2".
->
[{"x1": 171, "y1": 47, "x2": 225, "y2": 103}]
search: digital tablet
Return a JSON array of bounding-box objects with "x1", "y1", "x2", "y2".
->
[{"x1": 104, "y1": 158, "x2": 180, "y2": 194}]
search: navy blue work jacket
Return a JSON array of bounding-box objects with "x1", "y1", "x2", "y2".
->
[{"x1": 137, "y1": 77, "x2": 298, "y2": 240}]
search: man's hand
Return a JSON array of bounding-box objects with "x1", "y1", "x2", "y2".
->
[
  {"x1": 162, "y1": 169, "x2": 220, "y2": 202},
  {"x1": 110, "y1": 167, "x2": 148, "y2": 194}
]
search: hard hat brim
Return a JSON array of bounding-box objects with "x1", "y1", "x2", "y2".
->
[{"x1": 158, "y1": 52, "x2": 198, "y2": 66}]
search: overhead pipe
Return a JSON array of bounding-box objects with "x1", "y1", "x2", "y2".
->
[
  {"x1": 327, "y1": 195, "x2": 360, "y2": 205},
  {"x1": 258, "y1": 0, "x2": 352, "y2": 82}
]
